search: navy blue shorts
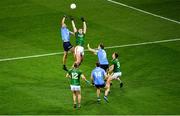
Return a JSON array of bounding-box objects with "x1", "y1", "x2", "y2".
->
[
  {"x1": 63, "y1": 42, "x2": 73, "y2": 52},
  {"x1": 95, "y1": 84, "x2": 105, "y2": 89},
  {"x1": 100, "y1": 64, "x2": 109, "y2": 72}
]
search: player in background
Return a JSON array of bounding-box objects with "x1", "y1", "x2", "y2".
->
[
  {"x1": 66, "y1": 63, "x2": 90, "y2": 109},
  {"x1": 71, "y1": 17, "x2": 87, "y2": 66},
  {"x1": 91, "y1": 62, "x2": 109, "y2": 103},
  {"x1": 61, "y1": 15, "x2": 75, "y2": 71},
  {"x1": 105, "y1": 52, "x2": 123, "y2": 96},
  {"x1": 88, "y1": 43, "x2": 109, "y2": 71}
]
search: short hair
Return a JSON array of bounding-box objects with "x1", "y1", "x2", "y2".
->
[
  {"x1": 99, "y1": 43, "x2": 104, "y2": 49},
  {"x1": 74, "y1": 63, "x2": 79, "y2": 68},
  {"x1": 114, "y1": 52, "x2": 119, "y2": 58},
  {"x1": 96, "y1": 62, "x2": 100, "y2": 67}
]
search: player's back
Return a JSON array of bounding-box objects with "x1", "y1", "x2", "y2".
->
[
  {"x1": 61, "y1": 27, "x2": 70, "y2": 42},
  {"x1": 68, "y1": 68, "x2": 82, "y2": 86},
  {"x1": 97, "y1": 49, "x2": 109, "y2": 65},
  {"x1": 92, "y1": 67, "x2": 105, "y2": 85}
]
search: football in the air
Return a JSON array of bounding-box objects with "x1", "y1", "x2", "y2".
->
[{"x1": 70, "y1": 3, "x2": 76, "y2": 9}]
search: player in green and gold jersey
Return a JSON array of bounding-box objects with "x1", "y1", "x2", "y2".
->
[
  {"x1": 66, "y1": 63, "x2": 90, "y2": 109},
  {"x1": 71, "y1": 17, "x2": 87, "y2": 66},
  {"x1": 104, "y1": 52, "x2": 123, "y2": 100}
]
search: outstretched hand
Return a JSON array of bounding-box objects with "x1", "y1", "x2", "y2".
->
[{"x1": 85, "y1": 80, "x2": 91, "y2": 85}]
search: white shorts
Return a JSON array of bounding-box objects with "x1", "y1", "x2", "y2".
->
[
  {"x1": 70, "y1": 85, "x2": 81, "y2": 91},
  {"x1": 111, "y1": 72, "x2": 122, "y2": 79},
  {"x1": 75, "y1": 46, "x2": 84, "y2": 56}
]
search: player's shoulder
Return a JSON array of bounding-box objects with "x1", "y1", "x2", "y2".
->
[
  {"x1": 102, "y1": 49, "x2": 107, "y2": 53},
  {"x1": 100, "y1": 68, "x2": 105, "y2": 72},
  {"x1": 62, "y1": 26, "x2": 69, "y2": 30},
  {"x1": 111, "y1": 59, "x2": 115, "y2": 63},
  {"x1": 77, "y1": 69, "x2": 82, "y2": 73},
  {"x1": 61, "y1": 26, "x2": 66, "y2": 29},
  {"x1": 68, "y1": 68, "x2": 73, "y2": 72},
  {"x1": 115, "y1": 58, "x2": 119, "y2": 62},
  {"x1": 92, "y1": 68, "x2": 97, "y2": 73},
  {"x1": 97, "y1": 49, "x2": 101, "y2": 52}
]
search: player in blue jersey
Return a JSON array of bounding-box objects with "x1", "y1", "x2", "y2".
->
[
  {"x1": 91, "y1": 62, "x2": 109, "y2": 103},
  {"x1": 88, "y1": 43, "x2": 109, "y2": 71},
  {"x1": 61, "y1": 15, "x2": 75, "y2": 71}
]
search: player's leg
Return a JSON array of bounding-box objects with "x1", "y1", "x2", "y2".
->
[
  {"x1": 63, "y1": 42, "x2": 73, "y2": 70},
  {"x1": 104, "y1": 84, "x2": 110, "y2": 103},
  {"x1": 80, "y1": 54, "x2": 84, "y2": 64},
  {"x1": 63, "y1": 51, "x2": 68, "y2": 65},
  {"x1": 74, "y1": 85, "x2": 81, "y2": 108},
  {"x1": 80, "y1": 47, "x2": 84, "y2": 64},
  {"x1": 74, "y1": 46, "x2": 80, "y2": 65},
  {"x1": 70, "y1": 46, "x2": 75, "y2": 59},
  {"x1": 63, "y1": 51, "x2": 68, "y2": 70},
  {"x1": 104, "y1": 85, "x2": 110, "y2": 96},
  {"x1": 77, "y1": 49, "x2": 84, "y2": 66},
  {"x1": 104, "y1": 78, "x2": 111, "y2": 102},
  {"x1": 74, "y1": 46, "x2": 84, "y2": 66},
  {"x1": 107, "y1": 75, "x2": 113, "y2": 90},
  {"x1": 117, "y1": 77, "x2": 123, "y2": 88},
  {"x1": 96, "y1": 87, "x2": 101, "y2": 102},
  {"x1": 76, "y1": 54, "x2": 82, "y2": 66},
  {"x1": 114, "y1": 72, "x2": 123, "y2": 88},
  {"x1": 72, "y1": 91, "x2": 77, "y2": 108},
  {"x1": 77, "y1": 91, "x2": 81, "y2": 108},
  {"x1": 70, "y1": 46, "x2": 74, "y2": 53}
]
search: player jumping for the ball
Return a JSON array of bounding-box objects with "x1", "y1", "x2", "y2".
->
[
  {"x1": 61, "y1": 15, "x2": 75, "y2": 71},
  {"x1": 66, "y1": 63, "x2": 90, "y2": 109},
  {"x1": 71, "y1": 17, "x2": 87, "y2": 66}
]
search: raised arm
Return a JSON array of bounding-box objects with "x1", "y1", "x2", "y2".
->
[
  {"x1": 81, "y1": 17, "x2": 87, "y2": 34},
  {"x1": 71, "y1": 17, "x2": 77, "y2": 33},
  {"x1": 69, "y1": 31, "x2": 75, "y2": 35},
  {"x1": 61, "y1": 15, "x2": 66, "y2": 27},
  {"x1": 87, "y1": 44, "x2": 97, "y2": 55}
]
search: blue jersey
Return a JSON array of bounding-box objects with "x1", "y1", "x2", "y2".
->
[
  {"x1": 91, "y1": 67, "x2": 106, "y2": 85},
  {"x1": 97, "y1": 49, "x2": 109, "y2": 65},
  {"x1": 61, "y1": 27, "x2": 70, "y2": 42}
]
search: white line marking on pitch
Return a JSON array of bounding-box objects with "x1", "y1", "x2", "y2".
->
[
  {"x1": 107, "y1": 0, "x2": 180, "y2": 24},
  {"x1": 0, "y1": 38, "x2": 180, "y2": 62}
]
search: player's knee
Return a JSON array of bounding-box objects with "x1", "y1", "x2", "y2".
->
[{"x1": 64, "y1": 53, "x2": 68, "y2": 57}]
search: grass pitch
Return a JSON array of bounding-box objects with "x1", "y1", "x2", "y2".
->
[{"x1": 0, "y1": 0, "x2": 180, "y2": 114}]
